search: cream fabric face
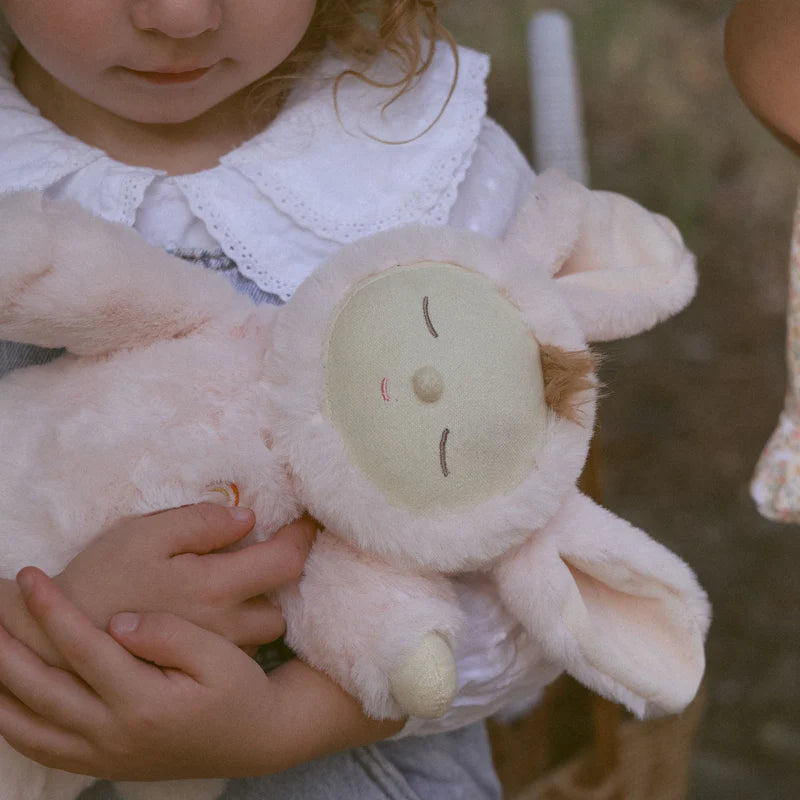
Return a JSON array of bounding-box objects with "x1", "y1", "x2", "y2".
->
[{"x1": 324, "y1": 262, "x2": 548, "y2": 513}]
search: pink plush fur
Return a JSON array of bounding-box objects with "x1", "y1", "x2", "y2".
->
[
  {"x1": 495, "y1": 492, "x2": 710, "y2": 717},
  {"x1": 280, "y1": 534, "x2": 463, "y2": 719},
  {"x1": 0, "y1": 169, "x2": 708, "y2": 800}
]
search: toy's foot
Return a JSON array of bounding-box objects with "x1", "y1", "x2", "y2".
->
[{"x1": 389, "y1": 633, "x2": 457, "y2": 718}]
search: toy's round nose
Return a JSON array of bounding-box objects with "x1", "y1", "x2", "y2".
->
[{"x1": 412, "y1": 366, "x2": 444, "y2": 403}]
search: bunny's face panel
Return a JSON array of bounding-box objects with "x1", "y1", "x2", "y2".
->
[
  {"x1": 269, "y1": 222, "x2": 595, "y2": 571},
  {"x1": 323, "y1": 262, "x2": 548, "y2": 513}
]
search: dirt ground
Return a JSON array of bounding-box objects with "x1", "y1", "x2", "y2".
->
[{"x1": 444, "y1": 2, "x2": 800, "y2": 797}]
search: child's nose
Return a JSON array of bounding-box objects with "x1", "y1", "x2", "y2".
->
[{"x1": 131, "y1": 0, "x2": 223, "y2": 40}]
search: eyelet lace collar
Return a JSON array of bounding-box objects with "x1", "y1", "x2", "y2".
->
[
  {"x1": 219, "y1": 42, "x2": 489, "y2": 242},
  {"x1": 0, "y1": 18, "x2": 163, "y2": 224}
]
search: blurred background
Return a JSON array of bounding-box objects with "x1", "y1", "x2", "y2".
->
[{"x1": 442, "y1": 1, "x2": 799, "y2": 798}]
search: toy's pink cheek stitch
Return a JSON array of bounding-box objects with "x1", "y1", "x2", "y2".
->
[{"x1": 381, "y1": 377, "x2": 390, "y2": 402}]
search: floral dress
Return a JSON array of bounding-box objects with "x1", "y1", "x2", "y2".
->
[{"x1": 751, "y1": 192, "x2": 800, "y2": 521}]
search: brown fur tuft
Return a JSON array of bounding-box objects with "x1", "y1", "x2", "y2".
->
[{"x1": 540, "y1": 344, "x2": 598, "y2": 424}]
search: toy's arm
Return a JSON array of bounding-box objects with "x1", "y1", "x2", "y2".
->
[
  {"x1": 0, "y1": 193, "x2": 246, "y2": 356},
  {"x1": 725, "y1": 0, "x2": 800, "y2": 153},
  {"x1": 502, "y1": 170, "x2": 696, "y2": 342},
  {"x1": 494, "y1": 490, "x2": 710, "y2": 717},
  {"x1": 554, "y1": 188, "x2": 696, "y2": 341}
]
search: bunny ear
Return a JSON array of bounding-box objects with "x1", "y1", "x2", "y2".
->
[
  {"x1": 495, "y1": 492, "x2": 710, "y2": 717},
  {"x1": 502, "y1": 168, "x2": 591, "y2": 274},
  {"x1": 554, "y1": 191, "x2": 697, "y2": 342}
]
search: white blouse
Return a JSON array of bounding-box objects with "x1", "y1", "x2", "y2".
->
[
  {"x1": 0, "y1": 19, "x2": 556, "y2": 736},
  {"x1": 0, "y1": 21, "x2": 535, "y2": 301}
]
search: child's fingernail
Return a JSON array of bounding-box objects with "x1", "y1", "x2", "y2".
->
[
  {"x1": 230, "y1": 507, "x2": 253, "y2": 522},
  {"x1": 16, "y1": 568, "x2": 35, "y2": 597},
  {"x1": 110, "y1": 613, "x2": 139, "y2": 634}
]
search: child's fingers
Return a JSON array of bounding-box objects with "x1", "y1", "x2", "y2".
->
[
  {"x1": 0, "y1": 624, "x2": 104, "y2": 731},
  {"x1": 206, "y1": 516, "x2": 318, "y2": 599},
  {"x1": 232, "y1": 597, "x2": 286, "y2": 647},
  {"x1": 155, "y1": 503, "x2": 255, "y2": 556},
  {"x1": 274, "y1": 515, "x2": 319, "y2": 559},
  {"x1": 0, "y1": 688, "x2": 92, "y2": 772},
  {"x1": 15, "y1": 567, "x2": 152, "y2": 698},
  {"x1": 108, "y1": 610, "x2": 242, "y2": 685}
]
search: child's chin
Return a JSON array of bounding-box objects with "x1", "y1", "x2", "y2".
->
[
  {"x1": 101, "y1": 83, "x2": 233, "y2": 126},
  {"x1": 112, "y1": 101, "x2": 222, "y2": 126}
]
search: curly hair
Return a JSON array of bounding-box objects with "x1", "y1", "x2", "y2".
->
[{"x1": 246, "y1": 0, "x2": 456, "y2": 133}]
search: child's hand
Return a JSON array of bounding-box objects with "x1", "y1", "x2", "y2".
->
[
  {"x1": 0, "y1": 569, "x2": 401, "y2": 780},
  {"x1": 1, "y1": 506, "x2": 315, "y2": 669},
  {"x1": 55, "y1": 504, "x2": 314, "y2": 647}
]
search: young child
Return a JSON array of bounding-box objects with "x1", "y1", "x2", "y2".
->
[
  {"x1": 726, "y1": 0, "x2": 800, "y2": 521},
  {"x1": 0, "y1": 1, "x2": 549, "y2": 797}
]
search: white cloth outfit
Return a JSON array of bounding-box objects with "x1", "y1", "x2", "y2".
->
[{"x1": 0, "y1": 20, "x2": 558, "y2": 739}]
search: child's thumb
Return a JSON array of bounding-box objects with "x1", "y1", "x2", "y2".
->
[
  {"x1": 109, "y1": 611, "x2": 232, "y2": 681},
  {"x1": 155, "y1": 502, "x2": 255, "y2": 555}
]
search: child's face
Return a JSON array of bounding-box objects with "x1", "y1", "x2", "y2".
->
[{"x1": 1, "y1": 0, "x2": 316, "y2": 124}]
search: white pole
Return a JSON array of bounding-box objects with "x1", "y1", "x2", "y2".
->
[{"x1": 528, "y1": 10, "x2": 589, "y2": 184}]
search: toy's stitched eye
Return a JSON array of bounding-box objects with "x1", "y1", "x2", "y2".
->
[
  {"x1": 423, "y1": 296, "x2": 439, "y2": 338},
  {"x1": 439, "y1": 428, "x2": 450, "y2": 477}
]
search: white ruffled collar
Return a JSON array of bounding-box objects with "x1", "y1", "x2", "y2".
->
[
  {"x1": 0, "y1": 18, "x2": 163, "y2": 222},
  {"x1": 0, "y1": 19, "x2": 489, "y2": 295},
  {"x1": 219, "y1": 44, "x2": 489, "y2": 242}
]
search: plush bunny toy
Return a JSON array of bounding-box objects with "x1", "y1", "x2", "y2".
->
[{"x1": 0, "y1": 169, "x2": 709, "y2": 800}]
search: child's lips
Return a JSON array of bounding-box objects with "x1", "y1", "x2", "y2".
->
[{"x1": 125, "y1": 64, "x2": 216, "y2": 84}]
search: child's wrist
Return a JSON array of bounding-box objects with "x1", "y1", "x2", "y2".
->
[{"x1": 247, "y1": 660, "x2": 404, "y2": 773}]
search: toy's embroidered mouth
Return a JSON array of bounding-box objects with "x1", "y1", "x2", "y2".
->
[{"x1": 381, "y1": 377, "x2": 391, "y2": 402}]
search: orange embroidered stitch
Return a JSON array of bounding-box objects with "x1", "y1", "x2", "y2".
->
[{"x1": 206, "y1": 482, "x2": 241, "y2": 506}]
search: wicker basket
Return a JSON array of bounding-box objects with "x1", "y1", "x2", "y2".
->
[{"x1": 489, "y1": 679, "x2": 706, "y2": 800}]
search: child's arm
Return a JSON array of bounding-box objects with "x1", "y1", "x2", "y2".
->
[
  {"x1": 725, "y1": 0, "x2": 800, "y2": 152},
  {"x1": 0, "y1": 569, "x2": 402, "y2": 779},
  {"x1": 0, "y1": 505, "x2": 311, "y2": 668}
]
